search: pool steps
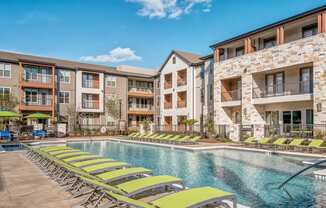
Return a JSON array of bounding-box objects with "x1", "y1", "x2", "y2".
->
[{"x1": 314, "y1": 169, "x2": 326, "y2": 181}]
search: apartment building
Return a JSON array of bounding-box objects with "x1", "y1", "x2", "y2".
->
[
  {"x1": 117, "y1": 66, "x2": 158, "y2": 128},
  {"x1": 0, "y1": 51, "x2": 158, "y2": 132},
  {"x1": 159, "y1": 50, "x2": 214, "y2": 132},
  {"x1": 211, "y1": 5, "x2": 326, "y2": 141}
]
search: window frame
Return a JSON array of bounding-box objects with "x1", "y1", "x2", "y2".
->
[
  {"x1": 106, "y1": 75, "x2": 117, "y2": 88},
  {"x1": 302, "y1": 23, "x2": 318, "y2": 38},
  {"x1": 0, "y1": 63, "x2": 11, "y2": 78},
  {"x1": 263, "y1": 37, "x2": 276, "y2": 49},
  {"x1": 58, "y1": 91, "x2": 70, "y2": 104},
  {"x1": 235, "y1": 47, "x2": 244, "y2": 57},
  {"x1": 58, "y1": 70, "x2": 71, "y2": 84}
]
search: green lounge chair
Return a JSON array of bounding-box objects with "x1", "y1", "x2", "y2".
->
[
  {"x1": 130, "y1": 133, "x2": 141, "y2": 140},
  {"x1": 188, "y1": 135, "x2": 202, "y2": 144},
  {"x1": 152, "y1": 187, "x2": 237, "y2": 208},
  {"x1": 82, "y1": 162, "x2": 129, "y2": 174},
  {"x1": 143, "y1": 133, "x2": 159, "y2": 141},
  {"x1": 128, "y1": 132, "x2": 137, "y2": 138},
  {"x1": 71, "y1": 158, "x2": 115, "y2": 168},
  {"x1": 287, "y1": 138, "x2": 305, "y2": 150},
  {"x1": 49, "y1": 149, "x2": 81, "y2": 156},
  {"x1": 55, "y1": 151, "x2": 90, "y2": 159},
  {"x1": 115, "y1": 175, "x2": 183, "y2": 197},
  {"x1": 104, "y1": 187, "x2": 237, "y2": 208},
  {"x1": 63, "y1": 155, "x2": 101, "y2": 163},
  {"x1": 258, "y1": 137, "x2": 271, "y2": 148},
  {"x1": 244, "y1": 137, "x2": 257, "y2": 146},
  {"x1": 299, "y1": 139, "x2": 326, "y2": 152},
  {"x1": 157, "y1": 134, "x2": 174, "y2": 143},
  {"x1": 41, "y1": 146, "x2": 72, "y2": 153},
  {"x1": 96, "y1": 167, "x2": 152, "y2": 183},
  {"x1": 175, "y1": 135, "x2": 192, "y2": 144},
  {"x1": 165, "y1": 135, "x2": 183, "y2": 143},
  {"x1": 150, "y1": 134, "x2": 166, "y2": 142},
  {"x1": 272, "y1": 138, "x2": 288, "y2": 149}
]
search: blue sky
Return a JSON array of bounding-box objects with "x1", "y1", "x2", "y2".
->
[{"x1": 0, "y1": 0, "x2": 326, "y2": 69}]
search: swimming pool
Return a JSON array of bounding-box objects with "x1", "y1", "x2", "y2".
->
[{"x1": 69, "y1": 141, "x2": 326, "y2": 208}]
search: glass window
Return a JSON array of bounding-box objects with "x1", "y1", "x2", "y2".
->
[
  {"x1": 58, "y1": 70, "x2": 70, "y2": 83},
  {"x1": 302, "y1": 24, "x2": 318, "y2": 38},
  {"x1": 106, "y1": 75, "x2": 116, "y2": 88},
  {"x1": 0, "y1": 87, "x2": 10, "y2": 99},
  {"x1": 306, "y1": 109, "x2": 313, "y2": 125},
  {"x1": 58, "y1": 91, "x2": 70, "y2": 104},
  {"x1": 300, "y1": 68, "x2": 312, "y2": 93},
  {"x1": 172, "y1": 56, "x2": 176, "y2": 64},
  {"x1": 235, "y1": 47, "x2": 244, "y2": 57},
  {"x1": 0, "y1": 63, "x2": 11, "y2": 78},
  {"x1": 263, "y1": 37, "x2": 276, "y2": 49}
]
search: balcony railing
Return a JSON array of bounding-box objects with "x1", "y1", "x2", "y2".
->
[
  {"x1": 128, "y1": 86, "x2": 153, "y2": 93},
  {"x1": 263, "y1": 124, "x2": 326, "y2": 138},
  {"x1": 82, "y1": 100, "x2": 99, "y2": 109},
  {"x1": 164, "y1": 82, "x2": 172, "y2": 89},
  {"x1": 128, "y1": 104, "x2": 153, "y2": 110},
  {"x1": 164, "y1": 102, "x2": 172, "y2": 109},
  {"x1": 82, "y1": 80, "x2": 99, "y2": 88},
  {"x1": 221, "y1": 89, "x2": 241, "y2": 102},
  {"x1": 23, "y1": 72, "x2": 53, "y2": 84},
  {"x1": 177, "y1": 79, "x2": 187, "y2": 87},
  {"x1": 253, "y1": 81, "x2": 313, "y2": 98},
  {"x1": 177, "y1": 100, "x2": 186, "y2": 108},
  {"x1": 22, "y1": 96, "x2": 52, "y2": 106}
]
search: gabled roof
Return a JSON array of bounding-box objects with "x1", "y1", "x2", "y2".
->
[
  {"x1": 210, "y1": 4, "x2": 326, "y2": 49},
  {"x1": 159, "y1": 50, "x2": 204, "y2": 72}
]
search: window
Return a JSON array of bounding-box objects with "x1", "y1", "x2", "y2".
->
[
  {"x1": 0, "y1": 63, "x2": 11, "y2": 78},
  {"x1": 235, "y1": 47, "x2": 244, "y2": 57},
  {"x1": 300, "y1": 68, "x2": 312, "y2": 93},
  {"x1": 302, "y1": 23, "x2": 317, "y2": 38},
  {"x1": 25, "y1": 89, "x2": 38, "y2": 103},
  {"x1": 306, "y1": 109, "x2": 313, "y2": 125},
  {"x1": 265, "y1": 72, "x2": 284, "y2": 96},
  {"x1": 0, "y1": 87, "x2": 10, "y2": 99},
  {"x1": 58, "y1": 91, "x2": 70, "y2": 104},
  {"x1": 172, "y1": 56, "x2": 176, "y2": 64},
  {"x1": 263, "y1": 37, "x2": 276, "y2": 49},
  {"x1": 106, "y1": 75, "x2": 116, "y2": 88},
  {"x1": 58, "y1": 70, "x2": 70, "y2": 83}
]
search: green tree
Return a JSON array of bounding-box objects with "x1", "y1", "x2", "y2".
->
[
  {"x1": 0, "y1": 93, "x2": 18, "y2": 111},
  {"x1": 106, "y1": 98, "x2": 121, "y2": 120}
]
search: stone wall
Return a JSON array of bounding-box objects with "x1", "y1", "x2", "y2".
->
[{"x1": 214, "y1": 33, "x2": 326, "y2": 139}]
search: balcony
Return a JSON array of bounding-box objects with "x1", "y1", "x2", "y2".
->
[
  {"x1": 82, "y1": 80, "x2": 99, "y2": 89},
  {"x1": 177, "y1": 91, "x2": 187, "y2": 108},
  {"x1": 82, "y1": 100, "x2": 99, "y2": 109},
  {"x1": 164, "y1": 73, "x2": 172, "y2": 89},
  {"x1": 128, "y1": 86, "x2": 154, "y2": 98},
  {"x1": 252, "y1": 81, "x2": 313, "y2": 105},
  {"x1": 20, "y1": 73, "x2": 53, "y2": 89},
  {"x1": 177, "y1": 69, "x2": 187, "y2": 87},
  {"x1": 19, "y1": 96, "x2": 53, "y2": 111},
  {"x1": 128, "y1": 104, "x2": 154, "y2": 115},
  {"x1": 221, "y1": 89, "x2": 241, "y2": 107},
  {"x1": 164, "y1": 102, "x2": 172, "y2": 109}
]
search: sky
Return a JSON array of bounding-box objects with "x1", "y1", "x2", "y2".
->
[{"x1": 0, "y1": 0, "x2": 326, "y2": 70}]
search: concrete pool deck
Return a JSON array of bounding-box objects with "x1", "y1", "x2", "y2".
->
[{"x1": 0, "y1": 152, "x2": 81, "y2": 208}]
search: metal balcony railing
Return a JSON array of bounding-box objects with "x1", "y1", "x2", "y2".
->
[
  {"x1": 164, "y1": 82, "x2": 172, "y2": 89},
  {"x1": 22, "y1": 96, "x2": 52, "y2": 106},
  {"x1": 82, "y1": 100, "x2": 99, "y2": 109},
  {"x1": 128, "y1": 104, "x2": 153, "y2": 110},
  {"x1": 128, "y1": 86, "x2": 153, "y2": 93},
  {"x1": 177, "y1": 100, "x2": 186, "y2": 108},
  {"x1": 82, "y1": 80, "x2": 99, "y2": 88},
  {"x1": 164, "y1": 102, "x2": 172, "y2": 109},
  {"x1": 221, "y1": 89, "x2": 241, "y2": 102},
  {"x1": 23, "y1": 72, "x2": 52, "y2": 84},
  {"x1": 253, "y1": 81, "x2": 313, "y2": 98}
]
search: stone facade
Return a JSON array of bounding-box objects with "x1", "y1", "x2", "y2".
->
[{"x1": 214, "y1": 33, "x2": 326, "y2": 140}]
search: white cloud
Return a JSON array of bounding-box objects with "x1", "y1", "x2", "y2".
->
[
  {"x1": 80, "y1": 47, "x2": 142, "y2": 63},
  {"x1": 127, "y1": 0, "x2": 212, "y2": 19}
]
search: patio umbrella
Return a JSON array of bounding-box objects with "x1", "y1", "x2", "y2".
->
[
  {"x1": 25, "y1": 113, "x2": 50, "y2": 119},
  {"x1": 0, "y1": 111, "x2": 21, "y2": 118}
]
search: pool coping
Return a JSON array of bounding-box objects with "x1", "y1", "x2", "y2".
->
[{"x1": 25, "y1": 136, "x2": 326, "y2": 159}]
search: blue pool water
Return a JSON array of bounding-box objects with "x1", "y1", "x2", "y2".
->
[{"x1": 69, "y1": 141, "x2": 326, "y2": 208}]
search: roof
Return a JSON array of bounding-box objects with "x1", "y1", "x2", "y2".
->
[
  {"x1": 159, "y1": 50, "x2": 204, "y2": 72},
  {"x1": 210, "y1": 4, "x2": 326, "y2": 49},
  {"x1": 117, "y1": 65, "x2": 158, "y2": 76},
  {"x1": 0, "y1": 51, "x2": 155, "y2": 78}
]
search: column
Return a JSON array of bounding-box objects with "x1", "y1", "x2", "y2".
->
[
  {"x1": 276, "y1": 26, "x2": 284, "y2": 45},
  {"x1": 214, "y1": 48, "x2": 220, "y2": 63}
]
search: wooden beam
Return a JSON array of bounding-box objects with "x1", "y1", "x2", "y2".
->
[
  {"x1": 214, "y1": 48, "x2": 220, "y2": 63},
  {"x1": 244, "y1": 38, "x2": 253, "y2": 54},
  {"x1": 276, "y1": 26, "x2": 284, "y2": 45},
  {"x1": 318, "y1": 13, "x2": 323, "y2": 33},
  {"x1": 52, "y1": 66, "x2": 55, "y2": 119},
  {"x1": 322, "y1": 12, "x2": 326, "y2": 33}
]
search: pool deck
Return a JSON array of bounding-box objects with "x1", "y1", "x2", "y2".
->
[{"x1": 0, "y1": 152, "x2": 81, "y2": 208}]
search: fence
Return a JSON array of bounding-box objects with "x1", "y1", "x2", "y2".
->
[{"x1": 264, "y1": 124, "x2": 326, "y2": 138}]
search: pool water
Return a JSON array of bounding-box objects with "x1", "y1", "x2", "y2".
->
[{"x1": 69, "y1": 141, "x2": 326, "y2": 208}]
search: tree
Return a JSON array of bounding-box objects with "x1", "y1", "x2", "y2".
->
[
  {"x1": 182, "y1": 119, "x2": 198, "y2": 132},
  {"x1": 66, "y1": 105, "x2": 79, "y2": 131},
  {"x1": 204, "y1": 116, "x2": 215, "y2": 138},
  {"x1": 106, "y1": 98, "x2": 121, "y2": 121},
  {"x1": 141, "y1": 119, "x2": 152, "y2": 132},
  {"x1": 0, "y1": 93, "x2": 18, "y2": 111}
]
